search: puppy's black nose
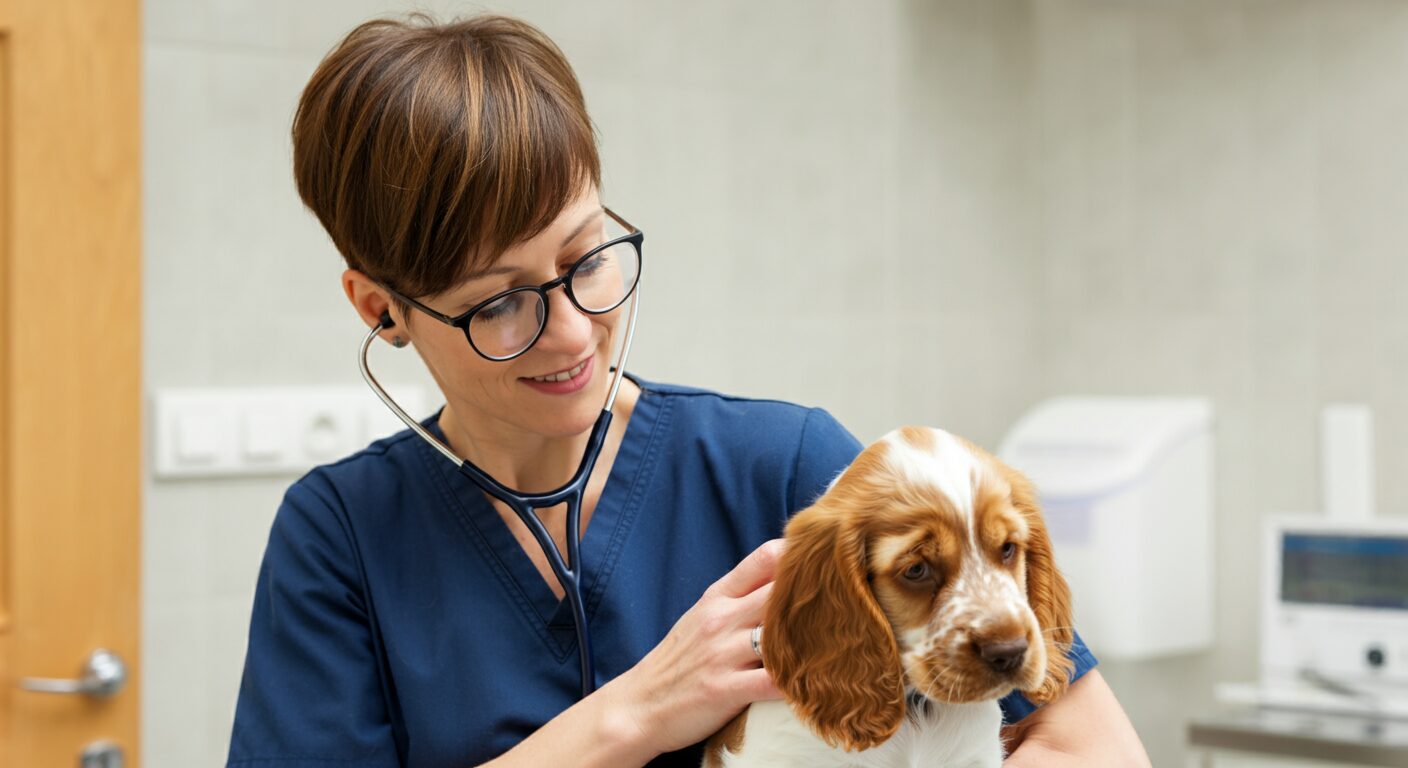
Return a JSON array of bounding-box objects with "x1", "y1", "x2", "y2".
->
[{"x1": 976, "y1": 637, "x2": 1028, "y2": 673}]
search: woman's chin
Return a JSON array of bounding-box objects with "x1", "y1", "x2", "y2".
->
[{"x1": 522, "y1": 397, "x2": 607, "y2": 438}]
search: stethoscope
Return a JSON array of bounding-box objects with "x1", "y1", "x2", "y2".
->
[{"x1": 357, "y1": 276, "x2": 640, "y2": 699}]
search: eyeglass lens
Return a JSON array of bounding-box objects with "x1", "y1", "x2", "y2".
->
[{"x1": 467, "y1": 240, "x2": 640, "y2": 359}]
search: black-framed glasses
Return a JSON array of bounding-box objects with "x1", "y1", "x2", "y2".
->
[{"x1": 381, "y1": 208, "x2": 642, "y2": 361}]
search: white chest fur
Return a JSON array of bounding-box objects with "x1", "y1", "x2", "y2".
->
[{"x1": 710, "y1": 698, "x2": 1004, "y2": 768}]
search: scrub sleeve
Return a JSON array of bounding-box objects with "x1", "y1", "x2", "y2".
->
[{"x1": 228, "y1": 481, "x2": 401, "y2": 766}]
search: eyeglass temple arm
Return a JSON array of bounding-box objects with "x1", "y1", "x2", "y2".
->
[
  {"x1": 603, "y1": 207, "x2": 639, "y2": 238},
  {"x1": 380, "y1": 284, "x2": 458, "y2": 326}
]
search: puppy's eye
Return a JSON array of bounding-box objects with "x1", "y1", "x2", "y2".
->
[
  {"x1": 902, "y1": 562, "x2": 930, "y2": 582},
  {"x1": 1001, "y1": 542, "x2": 1017, "y2": 563}
]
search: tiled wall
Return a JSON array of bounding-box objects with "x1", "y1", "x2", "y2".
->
[
  {"x1": 143, "y1": 1, "x2": 1408, "y2": 766},
  {"x1": 142, "y1": 1, "x2": 1038, "y2": 764},
  {"x1": 1029, "y1": 1, "x2": 1408, "y2": 763}
]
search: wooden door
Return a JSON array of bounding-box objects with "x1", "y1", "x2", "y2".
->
[{"x1": 0, "y1": 0, "x2": 141, "y2": 765}]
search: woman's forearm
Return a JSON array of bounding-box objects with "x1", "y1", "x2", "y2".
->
[
  {"x1": 1001, "y1": 670, "x2": 1150, "y2": 767},
  {"x1": 477, "y1": 675, "x2": 659, "y2": 768},
  {"x1": 1003, "y1": 744, "x2": 1088, "y2": 768}
]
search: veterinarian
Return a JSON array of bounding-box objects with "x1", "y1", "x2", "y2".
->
[{"x1": 227, "y1": 13, "x2": 1147, "y2": 768}]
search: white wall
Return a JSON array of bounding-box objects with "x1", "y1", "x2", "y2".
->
[
  {"x1": 143, "y1": 1, "x2": 1408, "y2": 766},
  {"x1": 1028, "y1": 1, "x2": 1408, "y2": 763}
]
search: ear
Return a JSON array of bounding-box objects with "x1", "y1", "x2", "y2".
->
[
  {"x1": 343, "y1": 268, "x2": 407, "y2": 346},
  {"x1": 1006, "y1": 468, "x2": 1075, "y2": 704},
  {"x1": 762, "y1": 500, "x2": 905, "y2": 751}
]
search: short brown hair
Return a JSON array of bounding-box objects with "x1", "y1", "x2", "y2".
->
[{"x1": 292, "y1": 13, "x2": 600, "y2": 301}]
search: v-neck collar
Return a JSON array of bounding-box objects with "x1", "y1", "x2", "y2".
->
[{"x1": 417, "y1": 374, "x2": 666, "y2": 664}]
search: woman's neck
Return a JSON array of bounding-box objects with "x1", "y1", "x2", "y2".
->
[{"x1": 436, "y1": 379, "x2": 639, "y2": 493}]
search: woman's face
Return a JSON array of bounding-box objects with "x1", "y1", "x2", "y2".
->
[{"x1": 401, "y1": 186, "x2": 626, "y2": 441}]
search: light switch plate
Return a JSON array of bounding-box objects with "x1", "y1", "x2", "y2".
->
[{"x1": 151, "y1": 385, "x2": 432, "y2": 479}]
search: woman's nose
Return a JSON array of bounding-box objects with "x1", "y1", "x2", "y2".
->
[{"x1": 534, "y1": 285, "x2": 594, "y2": 354}]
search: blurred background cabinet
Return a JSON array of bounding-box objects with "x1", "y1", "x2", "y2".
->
[{"x1": 1187, "y1": 709, "x2": 1408, "y2": 768}]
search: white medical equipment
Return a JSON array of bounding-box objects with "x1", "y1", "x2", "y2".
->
[
  {"x1": 999, "y1": 396, "x2": 1215, "y2": 659},
  {"x1": 1225, "y1": 515, "x2": 1408, "y2": 719}
]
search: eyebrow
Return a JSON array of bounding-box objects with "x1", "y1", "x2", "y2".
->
[
  {"x1": 560, "y1": 207, "x2": 604, "y2": 248},
  {"x1": 459, "y1": 264, "x2": 518, "y2": 282},
  {"x1": 458, "y1": 208, "x2": 606, "y2": 283}
]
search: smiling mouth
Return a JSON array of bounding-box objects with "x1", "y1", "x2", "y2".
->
[{"x1": 527, "y1": 359, "x2": 589, "y2": 383}]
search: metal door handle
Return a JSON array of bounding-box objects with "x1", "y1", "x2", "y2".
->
[
  {"x1": 18, "y1": 648, "x2": 127, "y2": 698},
  {"x1": 81, "y1": 740, "x2": 125, "y2": 768}
]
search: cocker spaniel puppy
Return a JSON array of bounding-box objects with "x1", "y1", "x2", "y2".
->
[{"x1": 705, "y1": 427, "x2": 1074, "y2": 767}]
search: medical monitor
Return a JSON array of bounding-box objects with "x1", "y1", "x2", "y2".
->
[{"x1": 1262, "y1": 516, "x2": 1408, "y2": 692}]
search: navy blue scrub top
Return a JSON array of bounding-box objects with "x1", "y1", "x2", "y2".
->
[{"x1": 228, "y1": 376, "x2": 1098, "y2": 767}]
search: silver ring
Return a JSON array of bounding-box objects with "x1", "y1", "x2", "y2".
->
[{"x1": 750, "y1": 624, "x2": 764, "y2": 659}]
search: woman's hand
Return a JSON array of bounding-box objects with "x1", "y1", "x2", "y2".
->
[{"x1": 610, "y1": 539, "x2": 786, "y2": 755}]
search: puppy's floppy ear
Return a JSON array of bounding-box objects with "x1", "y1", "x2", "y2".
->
[
  {"x1": 762, "y1": 496, "x2": 905, "y2": 751},
  {"x1": 1004, "y1": 465, "x2": 1075, "y2": 704}
]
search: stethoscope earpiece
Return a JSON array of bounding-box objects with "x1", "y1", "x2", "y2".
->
[{"x1": 379, "y1": 311, "x2": 407, "y2": 347}]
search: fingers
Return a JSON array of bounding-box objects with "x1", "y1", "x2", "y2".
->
[
  {"x1": 691, "y1": 541, "x2": 788, "y2": 699},
  {"x1": 734, "y1": 580, "x2": 772, "y2": 623},
  {"x1": 735, "y1": 667, "x2": 783, "y2": 702},
  {"x1": 725, "y1": 617, "x2": 765, "y2": 668},
  {"x1": 709, "y1": 538, "x2": 785, "y2": 599},
  {"x1": 704, "y1": 547, "x2": 779, "y2": 670},
  {"x1": 722, "y1": 584, "x2": 773, "y2": 668}
]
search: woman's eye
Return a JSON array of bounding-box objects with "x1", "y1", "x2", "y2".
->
[
  {"x1": 574, "y1": 251, "x2": 607, "y2": 276},
  {"x1": 1001, "y1": 542, "x2": 1017, "y2": 563},
  {"x1": 476, "y1": 294, "x2": 521, "y2": 322},
  {"x1": 902, "y1": 562, "x2": 930, "y2": 582}
]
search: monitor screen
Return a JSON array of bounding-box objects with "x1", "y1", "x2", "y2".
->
[{"x1": 1281, "y1": 533, "x2": 1408, "y2": 610}]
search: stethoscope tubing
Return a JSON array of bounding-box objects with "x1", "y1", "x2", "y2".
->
[{"x1": 358, "y1": 285, "x2": 640, "y2": 699}]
